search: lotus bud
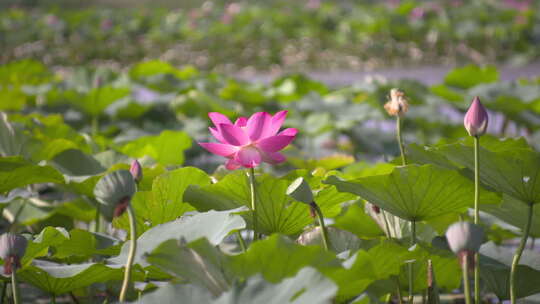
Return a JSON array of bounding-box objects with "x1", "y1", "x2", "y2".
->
[
  {"x1": 129, "y1": 160, "x2": 143, "y2": 184},
  {"x1": 0, "y1": 233, "x2": 28, "y2": 274},
  {"x1": 286, "y1": 177, "x2": 314, "y2": 204},
  {"x1": 463, "y1": 96, "x2": 488, "y2": 137},
  {"x1": 384, "y1": 88, "x2": 409, "y2": 116},
  {"x1": 94, "y1": 170, "x2": 136, "y2": 219},
  {"x1": 445, "y1": 221, "x2": 484, "y2": 254}
]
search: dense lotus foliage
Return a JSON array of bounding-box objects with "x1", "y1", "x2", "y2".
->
[
  {"x1": 1, "y1": 0, "x2": 539, "y2": 71},
  {"x1": 1, "y1": 56, "x2": 540, "y2": 303}
]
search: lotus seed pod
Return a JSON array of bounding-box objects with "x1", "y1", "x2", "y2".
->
[
  {"x1": 94, "y1": 170, "x2": 136, "y2": 219},
  {"x1": 384, "y1": 88, "x2": 409, "y2": 116},
  {"x1": 286, "y1": 177, "x2": 314, "y2": 204},
  {"x1": 0, "y1": 233, "x2": 28, "y2": 274},
  {"x1": 445, "y1": 221, "x2": 484, "y2": 254},
  {"x1": 129, "y1": 160, "x2": 143, "y2": 183},
  {"x1": 463, "y1": 96, "x2": 489, "y2": 137}
]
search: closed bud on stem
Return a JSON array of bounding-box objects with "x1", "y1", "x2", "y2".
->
[
  {"x1": 94, "y1": 170, "x2": 136, "y2": 220},
  {"x1": 384, "y1": 88, "x2": 409, "y2": 116},
  {"x1": 0, "y1": 233, "x2": 28, "y2": 275},
  {"x1": 446, "y1": 221, "x2": 484, "y2": 269},
  {"x1": 129, "y1": 160, "x2": 143, "y2": 183},
  {"x1": 286, "y1": 177, "x2": 314, "y2": 204},
  {"x1": 464, "y1": 96, "x2": 489, "y2": 137}
]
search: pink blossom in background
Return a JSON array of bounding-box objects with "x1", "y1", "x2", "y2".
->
[{"x1": 199, "y1": 111, "x2": 297, "y2": 170}]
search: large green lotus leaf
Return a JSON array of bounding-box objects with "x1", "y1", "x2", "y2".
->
[
  {"x1": 139, "y1": 284, "x2": 213, "y2": 304},
  {"x1": 70, "y1": 86, "x2": 129, "y2": 117},
  {"x1": 481, "y1": 194, "x2": 540, "y2": 237},
  {"x1": 0, "y1": 157, "x2": 64, "y2": 194},
  {"x1": 438, "y1": 142, "x2": 540, "y2": 204},
  {"x1": 214, "y1": 267, "x2": 337, "y2": 304},
  {"x1": 332, "y1": 202, "x2": 384, "y2": 239},
  {"x1": 146, "y1": 238, "x2": 233, "y2": 296},
  {"x1": 50, "y1": 149, "x2": 105, "y2": 182},
  {"x1": 139, "y1": 267, "x2": 337, "y2": 304},
  {"x1": 326, "y1": 240, "x2": 414, "y2": 299},
  {"x1": 0, "y1": 112, "x2": 27, "y2": 157},
  {"x1": 479, "y1": 242, "x2": 540, "y2": 300},
  {"x1": 120, "y1": 130, "x2": 192, "y2": 166},
  {"x1": 147, "y1": 167, "x2": 210, "y2": 225},
  {"x1": 17, "y1": 262, "x2": 141, "y2": 296},
  {"x1": 22, "y1": 227, "x2": 70, "y2": 266},
  {"x1": 444, "y1": 65, "x2": 499, "y2": 89},
  {"x1": 109, "y1": 209, "x2": 245, "y2": 266},
  {"x1": 324, "y1": 164, "x2": 500, "y2": 221},
  {"x1": 229, "y1": 234, "x2": 339, "y2": 284},
  {"x1": 297, "y1": 226, "x2": 363, "y2": 254},
  {"x1": 4, "y1": 198, "x2": 54, "y2": 225},
  {"x1": 184, "y1": 171, "x2": 353, "y2": 235}
]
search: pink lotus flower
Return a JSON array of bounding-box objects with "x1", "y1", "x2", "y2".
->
[
  {"x1": 199, "y1": 111, "x2": 297, "y2": 170},
  {"x1": 464, "y1": 96, "x2": 489, "y2": 137}
]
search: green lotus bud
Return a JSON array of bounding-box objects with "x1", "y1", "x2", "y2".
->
[
  {"x1": 0, "y1": 233, "x2": 28, "y2": 274},
  {"x1": 445, "y1": 221, "x2": 484, "y2": 255},
  {"x1": 94, "y1": 170, "x2": 136, "y2": 219},
  {"x1": 286, "y1": 177, "x2": 314, "y2": 204}
]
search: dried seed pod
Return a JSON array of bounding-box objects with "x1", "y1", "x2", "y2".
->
[
  {"x1": 286, "y1": 177, "x2": 314, "y2": 204},
  {"x1": 384, "y1": 88, "x2": 409, "y2": 116},
  {"x1": 94, "y1": 170, "x2": 136, "y2": 219}
]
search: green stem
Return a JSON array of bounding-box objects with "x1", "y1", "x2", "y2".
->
[
  {"x1": 51, "y1": 294, "x2": 56, "y2": 304},
  {"x1": 248, "y1": 168, "x2": 258, "y2": 241},
  {"x1": 382, "y1": 210, "x2": 393, "y2": 239},
  {"x1": 408, "y1": 220, "x2": 416, "y2": 303},
  {"x1": 11, "y1": 270, "x2": 19, "y2": 304},
  {"x1": 119, "y1": 205, "x2": 137, "y2": 302},
  {"x1": 236, "y1": 230, "x2": 247, "y2": 253},
  {"x1": 473, "y1": 136, "x2": 481, "y2": 303},
  {"x1": 91, "y1": 116, "x2": 99, "y2": 136},
  {"x1": 0, "y1": 281, "x2": 7, "y2": 304},
  {"x1": 510, "y1": 203, "x2": 534, "y2": 304},
  {"x1": 312, "y1": 202, "x2": 330, "y2": 251},
  {"x1": 94, "y1": 204, "x2": 101, "y2": 233},
  {"x1": 396, "y1": 115, "x2": 407, "y2": 166},
  {"x1": 462, "y1": 253, "x2": 472, "y2": 304},
  {"x1": 395, "y1": 276, "x2": 404, "y2": 304}
]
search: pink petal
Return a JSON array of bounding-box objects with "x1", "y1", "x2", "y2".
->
[
  {"x1": 209, "y1": 112, "x2": 232, "y2": 128},
  {"x1": 256, "y1": 135, "x2": 295, "y2": 152},
  {"x1": 268, "y1": 110, "x2": 288, "y2": 136},
  {"x1": 199, "y1": 142, "x2": 239, "y2": 157},
  {"x1": 246, "y1": 112, "x2": 272, "y2": 141},
  {"x1": 209, "y1": 127, "x2": 226, "y2": 143},
  {"x1": 261, "y1": 151, "x2": 286, "y2": 164},
  {"x1": 464, "y1": 96, "x2": 489, "y2": 136},
  {"x1": 218, "y1": 123, "x2": 249, "y2": 146},
  {"x1": 278, "y1": 128, "x2": 298, "y2": 136},
  {"x1": 235, "y1": 147, "x2": 261, "y2": 168},
  {"x1": 225, "y1": 158, "x2": 242, "y2": 170},
  {"x1": 235, "y1": 117, "x2": 248, "y2": 127}
]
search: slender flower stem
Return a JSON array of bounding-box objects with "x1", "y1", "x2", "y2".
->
[
  {"x1": 382, "y1": 211, "x2": 393, "y2": 238},
  {"x1": 473, "y1": 136, "x2": 481, "y2": 304},
  {"x1": 396, "y1": 115, "x2": 407, "y2": 166},
  {"x1": 0, "y1": 281, "x2": 7, "y2": 304},
  {"x1": 395, "y1": 276, "x2": 404, "y2": 304},
  {"x1": 11, "y1": 270, "x2": 20, "y2": 304},
  {"x1": 510, "y1": 203, "x2": 534, "y2": 304},
  {"x1": 94, "y1": 204, "x2": 101, "y2": 233},
  {"x1": 311, "y1": 202, "x2": 330, "y2": 250},
  {"x1": 235, "y1": 230, "x2": 247, "y2": 253},
  {"x1": 462, "y1": 253, "x2": 472, "y2": 304},
  {"x1": 408, "y1": 220, "x2": 416, "y2": 304},
  {"x1": 119, "y1": 205, "x2": 137, "y2": 302},
  {"x1": 248, "y1": 168, "x2": 258, "y2": 241}
]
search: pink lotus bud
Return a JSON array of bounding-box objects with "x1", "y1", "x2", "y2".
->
[
  {"x1": 0, "y1": 233, "x2": 27, "y2": 274},
  {"x1": 129, "y1": 160, "x2": 143, "y2": 183},
  {"x1": 464, "y1": 97, "x2": 489, "y2": 137}
]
